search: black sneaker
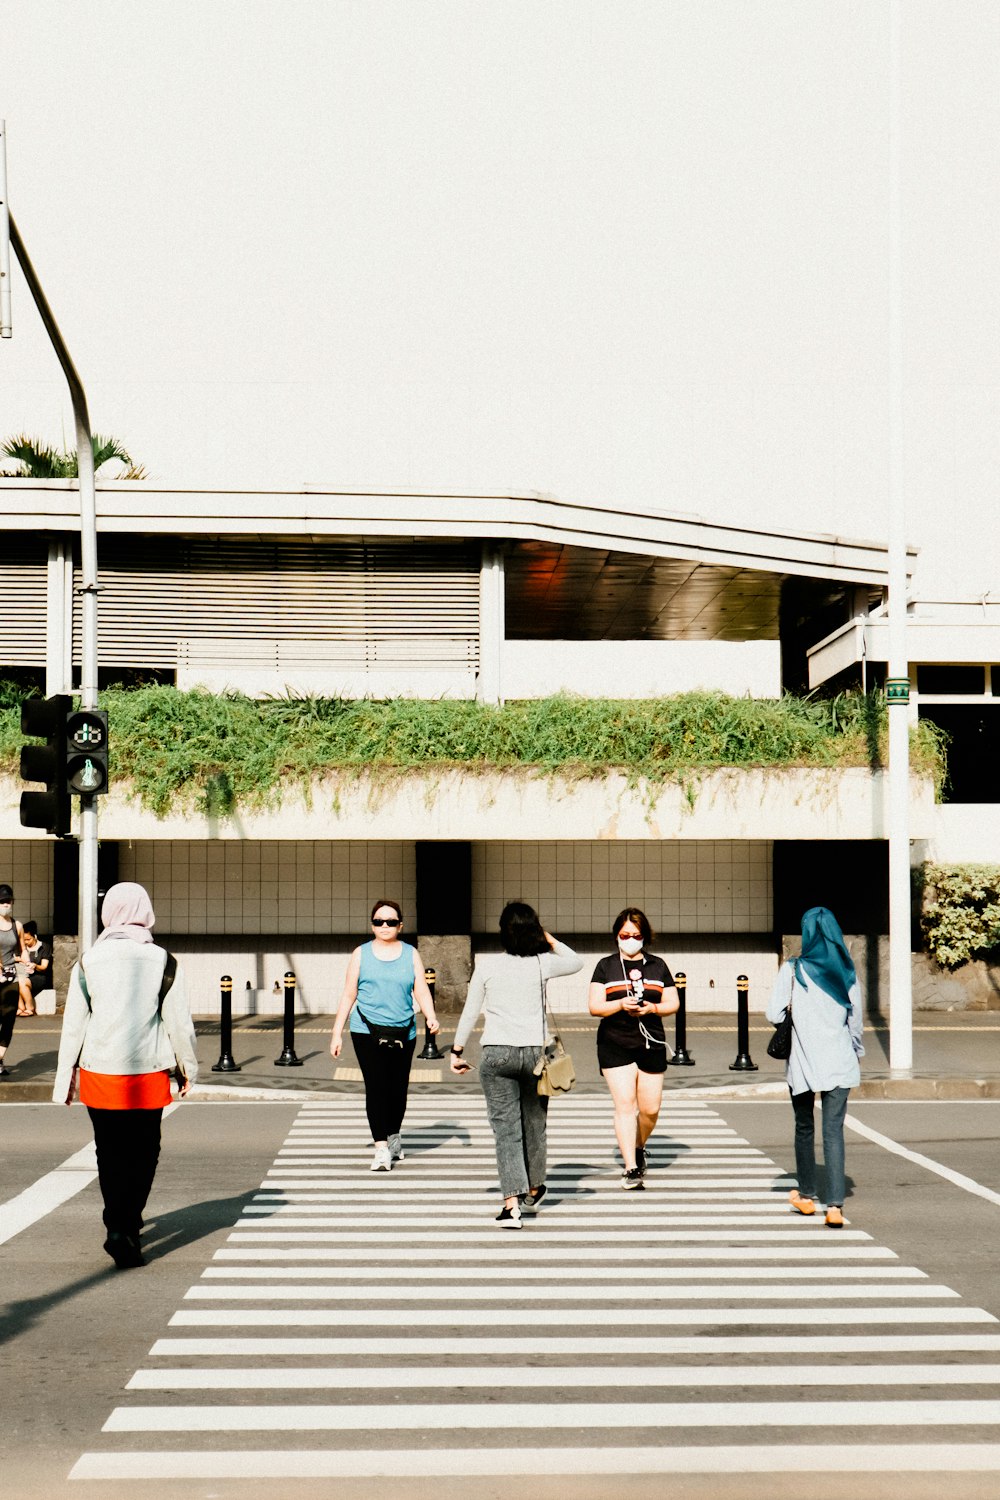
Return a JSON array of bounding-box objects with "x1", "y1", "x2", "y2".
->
[
  {"x1": 495, "y1": 1205, "x2": 522, "y2": 1228},
  {"x1": 520, "y1": 1185, "x2": 547, "y2": 1215},
  {"x1": 621, "y1": 1167, "x2": 645, "y2": 1191},
  {"x1": 635, "y1": 1146, "x2": 647, "y2": 1177}
]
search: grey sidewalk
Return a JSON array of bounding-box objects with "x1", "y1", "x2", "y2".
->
[{"x1": 2, "y1": 1009, "x2": 999, "y2": 1102}]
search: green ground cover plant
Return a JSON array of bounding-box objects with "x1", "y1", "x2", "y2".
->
[
  {"x1": 920, "y1": 863, "x2": 1000, "y2": 970},
  {"x1": 0, "y1": 684, "x2": 944, "y2": 820}
]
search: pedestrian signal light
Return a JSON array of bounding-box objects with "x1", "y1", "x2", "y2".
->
[
  {"x1": 65, "y1": 709, "x2": 109, "y2": 795},
  {"x1": 19, "y1": 693, "x2": 72, "y2": 836}
]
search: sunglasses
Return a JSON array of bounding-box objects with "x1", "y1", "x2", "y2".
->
[{"x1": 372, "y1": 918, "x2": 401, "y2": 927}]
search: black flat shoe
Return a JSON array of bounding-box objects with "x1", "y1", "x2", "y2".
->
[{"x1": 103, "y1": 1232, "x2": 144, "y2": 1269}]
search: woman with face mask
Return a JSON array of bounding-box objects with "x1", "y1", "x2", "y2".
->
[
  {"x1": 589, "y1": 907, "x2": 679, "y2": 1189},
  {"x1": 0, "y1": 883, "x2": 27, "y2": 1077}
]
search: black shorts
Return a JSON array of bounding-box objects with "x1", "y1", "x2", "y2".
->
[{"x1": 598, "y1": 1038, "x2": 669, "y2": 1074}]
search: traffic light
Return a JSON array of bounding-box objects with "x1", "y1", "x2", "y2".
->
[
  {"x1": 19, "y1": 693, "x2": 72, "y2": 836},
  {"x1": 65, "y1": 708, "x2": 109, "y2": 795}
]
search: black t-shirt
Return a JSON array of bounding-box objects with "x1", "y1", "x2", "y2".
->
[
  {"x1": 26, "y1": 939, "x2": 53, "y2": 990},
  {"x1": 591, "y1": 951, "x2": 674, "y2": 1050}
]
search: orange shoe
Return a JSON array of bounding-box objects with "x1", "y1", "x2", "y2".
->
[
  {"x1": 788, "y1": 1191, "x2": 816, "y2": 1215},
  {"x1": 825, "y1": 1206, "x2": 844, "y2": 1228}
]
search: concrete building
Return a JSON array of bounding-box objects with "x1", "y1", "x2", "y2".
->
[{"x1": 2, "y1": 480, "x2": 970, "y2": 1015}]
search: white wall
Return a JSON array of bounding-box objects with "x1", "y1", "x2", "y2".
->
[
  {"x1": 471, "y1": 840, "x2": 772, "y2": 936},
  {"x1": 0, "y1": 841, "x2": 54, "y2": 930},
  {"x1": 920, "y1": 806, "x2": 1000, "y2": 866},
  {"x1": 503, "y1": 640, "x2": 781, "y2": 699},
  {"x1": 118, "y1": 840, "x2": 417, "y2": 936}
]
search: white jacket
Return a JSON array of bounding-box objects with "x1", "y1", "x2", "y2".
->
[{"x1": 52, "y1": 940, "x2": 198, "y2": 1103}]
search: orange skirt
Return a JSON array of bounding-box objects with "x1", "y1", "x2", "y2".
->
[{"x1": 79, "y1": 1069, "x2": 171, "y2": 1110}]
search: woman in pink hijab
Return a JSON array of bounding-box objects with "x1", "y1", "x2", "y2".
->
[{"x1": 53, "y1": 883, "x2": 198, "y2": 1269}]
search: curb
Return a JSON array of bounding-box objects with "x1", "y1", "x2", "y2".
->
[{"x1": 6, "y1": 1078, "x2": 1000, "y2": 1104}]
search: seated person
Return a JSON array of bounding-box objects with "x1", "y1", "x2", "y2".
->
[{"x1": 18, "y1": 922, "x2": 52, "y2": 1016}]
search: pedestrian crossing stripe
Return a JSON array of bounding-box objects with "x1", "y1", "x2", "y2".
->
[
  {"x1": 69, "y1": 1094, "x2": 1000, "y2": 1483},
  {"x1": 65, "y1": 1445, "x2": 1000, "y2": 1479}
]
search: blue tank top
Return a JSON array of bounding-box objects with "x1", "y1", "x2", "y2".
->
[{"x1": 349, "y1": 941, "x2": 417, "y2": 1038}]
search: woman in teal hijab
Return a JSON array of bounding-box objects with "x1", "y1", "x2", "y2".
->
[
  {"x1": 766, "y1": 906, "x2": 864, "y2": 1227},
  {"x1": 794, "y1": 907, "x2": 857, "y2": 1011}
]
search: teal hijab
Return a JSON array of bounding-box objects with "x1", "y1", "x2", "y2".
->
[{"x1": 793, "y1": 906, "x2": 856, "y2": 1011}]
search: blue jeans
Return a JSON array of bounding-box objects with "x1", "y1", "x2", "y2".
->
[
  {"x1": 479, "y1": 1045, "x2": 548, "y2": 1199},
  {"x1": 791, "y1": 1086, "x2": 850, "y2": 1207}
]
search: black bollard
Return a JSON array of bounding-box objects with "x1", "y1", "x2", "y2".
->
[
  {"x1": 729, "y1": 973, "x2": 758, "y2": 1071},
  {"x1": 667, "y1": 970, "x2": 695, "y2": 1066},
  {"x1": 418, "y1": 967, "x2": 444, "y2": 1060},
  {"x1": 211, "y1": 974, "x2": 242, "y2": 1072},
  {"x1": 274, "y1": 970, "x2": 303, "y2": 1067}
]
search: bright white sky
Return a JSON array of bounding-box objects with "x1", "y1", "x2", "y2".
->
[{"x1": 3, "y1": 1, "x2": 999, "y2": 599}]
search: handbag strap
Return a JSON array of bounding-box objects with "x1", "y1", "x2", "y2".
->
[{"x1": 537, "y1": 955, "x2": 561, "y2": 1048}]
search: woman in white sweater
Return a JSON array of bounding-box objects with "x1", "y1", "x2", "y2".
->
[
  {"x1": 53, "y1": 883, "x2": 198, "y2": 1269},
  {"x1": 450, "y1": 903, "x2": 582, "y2": 1227}
]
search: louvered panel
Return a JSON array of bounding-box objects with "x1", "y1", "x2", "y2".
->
[
  {"x1": 0, "y1": 535, "x2": 50, "y2": 666},
  {"x1": 72, "y1": 537, "x2": 481, "y2": 668}
]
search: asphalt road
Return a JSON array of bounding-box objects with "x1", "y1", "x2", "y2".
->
[{"x1": 4, "y1": 1095, "x2": 1000, "y2": 1500}]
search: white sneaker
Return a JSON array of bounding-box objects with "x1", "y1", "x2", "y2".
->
[
  {"x1": 370, "y1": 1144, "x2": 392, "y2": 1172},
  {"x1": 387, "y1": 1133, "x2": 405, "y2": 1162}
]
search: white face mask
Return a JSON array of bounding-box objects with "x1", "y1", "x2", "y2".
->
[
  {"x1": 618, "y1": 937, "x2": 643, "y2": 957},
  {"x1": 0, "y1": 904, "x2": 11, "y2": 917}
]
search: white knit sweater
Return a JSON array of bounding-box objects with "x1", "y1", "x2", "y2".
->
[{"x1": 52, "y1": 940, "x2": 199, "y2": 1103}]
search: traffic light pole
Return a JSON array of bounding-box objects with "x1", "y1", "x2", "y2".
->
[{"x1": 9, "y1": 214, "x2": 100, "y2": 952}]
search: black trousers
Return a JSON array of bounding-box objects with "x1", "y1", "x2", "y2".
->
[
  {"x1": 351, "y1": 1031, "x2": 416, "y2": 1140},
  {"x1": 87, "y1": 1106, "x2": 163, "y2": 1236},
  {"x1": 0, "y1": 979, "x2": 19, "y2": 1047}
]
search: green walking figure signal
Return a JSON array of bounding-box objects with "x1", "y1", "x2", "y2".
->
[{"x1": 19, "y1": 698, "x2": 110, "y2": 838}]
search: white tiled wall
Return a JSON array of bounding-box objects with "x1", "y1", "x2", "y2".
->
[
  {"x1": 0, "y1": 841, "x2": 54, "y2": 929},
  {"x1": 117, "y1": 841, "x2": 417, "y2": 935},
  {"x1": 471, "y1": 841, "x2": 773, "y2": 936}
]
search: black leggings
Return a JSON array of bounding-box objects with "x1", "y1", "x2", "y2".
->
[
  {"x1": 87, "y1": 1106, "x2": 163, "y2": 1236},
  {"x1": 0, "y1": 979, "x2": 19, "y2": 1048},
  {"x1": 351, "y1": 1031, "x2": 416, "y2": 1140}
]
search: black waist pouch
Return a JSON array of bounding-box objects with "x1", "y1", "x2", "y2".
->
[{"x1": 356, "y1": 1006, "x2": 412, "y2": 1047}]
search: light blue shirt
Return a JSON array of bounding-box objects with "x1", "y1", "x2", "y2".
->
[{"x1": 766, "y1": 961, "x2": 864, "y2": 1094}]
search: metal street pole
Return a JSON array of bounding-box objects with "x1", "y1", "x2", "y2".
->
[
  {"x1": 0, "y1": 121, "x2": 12, "y2": 338},
  {"x1": 8, "y1": 212, "x2": 100, "y2": 953},
  {"x1": 887, "y1": 0, "x2": 913, "y2": 1074}
]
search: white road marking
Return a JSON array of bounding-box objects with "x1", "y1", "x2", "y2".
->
[
  {"x1": 126, "y1": 1361, "x2": 1000, "y2": 1390},
  {"x1": 181, "y1": 1281, "x2": 954, "y2": 1301},
  {"x1": 148, "y1": 1333, "x2": 1000, "y2": 1357},
  {"x1": 234, "y1": 1213, "x2": 824, "y2": 1227},
  {"x1": 846, "y1": 1113, "x2": 1000, "y2": 1210},
  {"x1": 65, "y1": 1444, "x2": 1000, "y2": 1479},
  {"x1": 213, "y1": 1244, "x2": 898, "y2": 1260},
  {"x1": 102, "y1": 1398, "x2": 1000, "y2": 1433},
  {"x1": 200, "y1": 1263, "x2": 927, "y2": 1280},
  {"x1": 167, "y1": 1305, "x2": 992, "y2": 1327},
  {"x1": 0, "y1": 1102, "x2": 178, "y2": 1247},
  {"x1": 0, "y1": 1140, "x2": 97, "y2": 1247},
  {"x1": 226, "y1": 1228, "x2": 868, "y2": 1241}
]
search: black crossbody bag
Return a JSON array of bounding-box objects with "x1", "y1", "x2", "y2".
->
[{"x1": 355, "y1": 1006, "x2": 412, "y2": 1048}]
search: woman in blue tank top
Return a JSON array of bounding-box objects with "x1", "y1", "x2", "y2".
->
[{"x1": 329, "y1": 899, "x2": 440, "y2": 1171}]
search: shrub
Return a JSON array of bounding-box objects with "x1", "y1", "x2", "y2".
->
[
  {"x1": 0, "y1": 684, "x2": 945, "y2": 820},
  {"x1": 921, "y1": 864, "x2": 1000, "y2": 969}
]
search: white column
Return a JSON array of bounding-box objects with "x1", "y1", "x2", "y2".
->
[
  {"x1": 887, "y1": 0, "x2": 912, "y2": 1074},
  {"x1": 478, "y1": 543, "x2": 504, "y2": 705},
  {"x1": 45, "y1": 539, "x2": 66, "y2": 695}
]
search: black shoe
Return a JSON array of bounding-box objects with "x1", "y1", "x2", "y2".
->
[
  {"x1": 103, "y1": 1232, "x2": 144, "y2": 1269},
  {"x1": 495, "y1": 1205, "x2": 523, "y2": 1228},
  {"x1": 635, "y1": 1146, "x2": 647, "y2": 1177},
  {"x1": 621, "y1": 1167, "x2": 645, "y2": 1191},
  {"x1": 520, "y1": 1185, "x2": 547, "y2": 1215}
]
